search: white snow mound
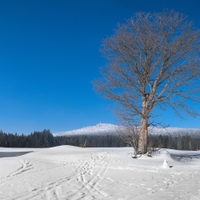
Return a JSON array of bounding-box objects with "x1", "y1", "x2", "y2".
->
[{"x1": 162, "y1": 159, "x2": 171, "y2": 169}]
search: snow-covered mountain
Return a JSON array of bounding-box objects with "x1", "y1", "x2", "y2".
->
[
  {"x1": 54, "y1": 123, "x2": 118, "y2": 136},
  {"x1": 54, "y1": 123, "x2": 200, "y2": 137},
  {"x1": 148, "y1": 127, "x2": 200, "y2": 137}
]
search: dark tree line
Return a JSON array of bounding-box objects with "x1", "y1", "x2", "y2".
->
[
  {"x1": 0, "y1": 130, "x2": 58, "y2": 148},
  {"x1": 0, "y1": 129, "x2": 199, "y2": 150},
  {"x1": 0, "y1": 130, "x2": 126, "y2": 148},
  {"x1": 148, "y1": 134, "x2": 200, "y2": 151},
  {"x1": 57, "y1": 135, "x2": 126, "y2": 147}
]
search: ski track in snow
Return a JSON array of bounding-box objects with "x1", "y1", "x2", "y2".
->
[
  {"x1": 3, "y1": 151, "x2": 110, "y2": 200},
  {"x1": 0, "y1": 159, "x2": 33, "y2": 187},
  {"x1": 64, "y1": 152, "x2": 109, "y2": 199},
  {"x1": 1, "y1": 147, "x2": 200, "y2": 200},
  {"x1": 8, "y1": 159, "x2": 33, "y2": 177},
  {"x1": 42, "y1": 152, "x2": 110, "y2": 200}
]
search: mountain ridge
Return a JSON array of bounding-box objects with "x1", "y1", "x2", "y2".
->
[{"x1": 54, "y1": 123, "x2": 200, "y2": 137}]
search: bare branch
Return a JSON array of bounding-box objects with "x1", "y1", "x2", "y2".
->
[{"x1": 93, "y1": 10, "x2": 200, "y2": 154}]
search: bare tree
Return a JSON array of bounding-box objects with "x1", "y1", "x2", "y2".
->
[
  {"x1": 93, "y1": 10, "x2": 200, "y2": 154},
  {"x1": 116, "y1": 125, "x2": 140, "y2": 157}
]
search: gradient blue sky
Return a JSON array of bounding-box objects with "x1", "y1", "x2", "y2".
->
[{"x1": 0, "y1": 0, "x2": 200, "y2": 134}]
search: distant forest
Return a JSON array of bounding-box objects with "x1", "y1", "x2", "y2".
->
[{"x1": 0, "y1": 129, "x2": 200, "y2": 151}]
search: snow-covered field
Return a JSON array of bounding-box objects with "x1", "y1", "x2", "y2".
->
[{"x1": 1, "y1": 146, "x2": 200, "y2": 200}]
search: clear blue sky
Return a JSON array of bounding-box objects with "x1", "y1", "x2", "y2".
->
[{"x1": 0, "y1": 0, "x2": 200, "y2": 134}]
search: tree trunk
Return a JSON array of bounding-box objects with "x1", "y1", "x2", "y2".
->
[
  {"x1": 138, "y1": 117, "x2": 148, "y2": 154},
  {"x1": 138, "y1": 98, "x2": 148, "y2": 154}
]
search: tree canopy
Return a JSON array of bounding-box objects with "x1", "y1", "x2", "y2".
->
[{"x1": 93, "y1": 10, "x2": 200, "y2": 153}]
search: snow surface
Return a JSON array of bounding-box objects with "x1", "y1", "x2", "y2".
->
[
  {"x1": 1, "y1": 146, "x2": 200, "y2": 199},
  {"x1": 54, "y1": 123, "x2": 200, "y2": 137}
]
